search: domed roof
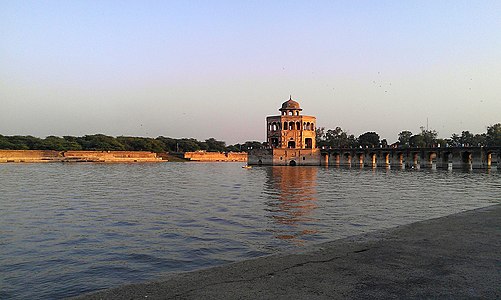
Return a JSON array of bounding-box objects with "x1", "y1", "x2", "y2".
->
[{"x1": 280, "y1": 96, "x2": 302, "y2": 111}]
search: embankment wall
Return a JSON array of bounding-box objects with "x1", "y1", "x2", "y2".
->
[
  {"x1": 184, "y1": 151, "x2": 247, "y2": 162},
  {"x1": 248, "y1": 148, "x2": 321, "y2": 166},
  {"x1": 0, "y1": 150, "x2": 162, "y2": 163}
]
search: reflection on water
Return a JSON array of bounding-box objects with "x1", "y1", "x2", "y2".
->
[
  {"x1": 0, "y1": 163, "x2": 499, "y2": 299},
  {"x1": 265, "y1": 167, "x2": 319, "y2": 244}
]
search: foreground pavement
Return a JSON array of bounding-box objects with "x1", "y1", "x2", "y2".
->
[{"x1": 76, "y1": 204, "x2": 501, "y2": 299}]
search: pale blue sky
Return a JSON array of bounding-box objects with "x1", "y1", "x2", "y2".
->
[{"x1": 2, "y1": 1, "x2": 500, "y2": 144}]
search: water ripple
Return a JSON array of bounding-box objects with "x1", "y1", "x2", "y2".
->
[{"x1": 0, "y1": 163, "x2": 499, "y2": 299}]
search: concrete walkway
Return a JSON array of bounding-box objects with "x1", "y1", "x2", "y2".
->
[{"x1": 76, "y1": 204, "x2": 501, "y2": 299}]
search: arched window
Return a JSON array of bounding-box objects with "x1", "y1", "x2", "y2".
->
[
  {"x1": 289, "y1": 111, "x2": 293, "y2": 116},
  {"x1": 305, "y1": 138, "x2": 313, "y2": 149},
  {"x1": 271, "y1": 138, "x2": 279, "y2": 148},
  {"x1": 283, "y1": 122, "x2": 288, "y2": 130},
  {"x1": 289, "y1": 122, "x2": 294, "y2": 130},
  {"x1": 296, "y1": 122, "x2": 301, "y2": 130},
  {"x1": 312, "y1": 123, "x2": 315, "y2": 131}
]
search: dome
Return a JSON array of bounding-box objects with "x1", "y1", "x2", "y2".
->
[{"x1": 279, "y1": 96, "x2": 302, "y2": 111}]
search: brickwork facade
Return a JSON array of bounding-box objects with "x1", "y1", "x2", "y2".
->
[{"x1": 249, "y1": 97, "x2": 321, "y2": 166}]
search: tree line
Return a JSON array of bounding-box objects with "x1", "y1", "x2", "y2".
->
[
  {"x1": 316, "y1": 123, "x2": 501, "y2": 148},
  {"x1": 1, "y1": 123, "x2": 499, "y2": 152},
  {"x1": 0, "y1": 134, "x2": 265, "y2": 153}
]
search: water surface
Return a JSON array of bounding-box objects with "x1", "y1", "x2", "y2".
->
[{"x1": 0, "y1": 163, "x2": 499, "y2": 299}]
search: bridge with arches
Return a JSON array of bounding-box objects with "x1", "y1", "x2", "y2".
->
[{"x1": 320, "y1": 146, "x2": 501, "y2": 169}]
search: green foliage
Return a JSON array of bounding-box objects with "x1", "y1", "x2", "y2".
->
[
  {"x1": 76, "y1": 134, "x2": 126, "y2": 151},
  {"x1": 0, "y1": 135, "x2": 18, "y2": 149},
  {"x1": 326, "y1": 127, "x2": 356, "y2": 148},
  {"x1": 0, "y1": 134, "x2": 230, "y2": 153},
  {"x1": 2, "y1": 124, "x2": 499, "y2": 152},
  {"x1": 408, "y1": 127, "x2": 438, "y2": 147},
  {"x1": 316, "y1": 127, "x2": 356, "y2": 148},
  {"x1": 226, "y1": 141, "x2": 265, "y2": 152},
  {"x1": 398, "y1": 131, "x2": 412, "y2": 146},
  {"x1": 486, "y1": 123, "x2": 501, "y2": 146},
  {"x1": 117, "y1": 136, "x2": 164, "y2": 152},
  {"x1": 43, "y1": 136, "x2": 82, "y2": 151},
  {"x1": 358, "y1": 132, "x2": 380, "y2": 148},
  {"x1": 205, "y1": 138, "x2": 226, "y2": 152},
  {"x1": 315, "y1": 127, "x2": 326, "y2": 147}
]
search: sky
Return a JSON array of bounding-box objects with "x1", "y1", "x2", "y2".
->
[{"x1": 1, "y1": 1, "x2": 501, "y2": 144}]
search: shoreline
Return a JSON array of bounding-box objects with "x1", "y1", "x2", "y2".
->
[
  {"x1": 74, "y1": 203, "x2": 501, "y2": 299},
  {"x1": 0, "y1": 150, "x2": 163, "y2": 163}
]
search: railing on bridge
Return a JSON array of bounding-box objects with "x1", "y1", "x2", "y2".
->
[{"x1": 320, "y1": 146, "x2": 501, "y2": 169}]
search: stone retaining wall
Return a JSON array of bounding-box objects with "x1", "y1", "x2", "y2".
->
[
  {"x1": 0, "y1": 150, "x2": 162, "y2": 163},
  {"x1": 184, "y1": 151, "x2": 247, "y2": 162}
]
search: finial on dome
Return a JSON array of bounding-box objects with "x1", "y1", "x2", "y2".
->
[{"x1": 289, "y1": 95, "x2": 292, "y2": 100}]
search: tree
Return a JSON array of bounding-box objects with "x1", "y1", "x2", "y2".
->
[
  {"x1": 398, "y1": 131, "x2": 412, "y2": 146},
  {"x1": 358, "y1": 132, "x2": 380, "y2": 148},
  {"x1": 460, "y1": 131, "x2": 475, "y2": 146},
  {"x1": 226, "y1": 144, "x2": 241, "y2": 152},
  {"x1": 177, "y1": 138, "x2": 201, "y2": 152},
  {"x1": 380, "y1": 139, "x2": 388, "y2": 147},
  {"x1": 243, "y1": 141, "x2": 264, "y2": 151},
  {"x1": 117, "y1": 136, "x2": 165, "y2": 152},
  {"x1": 0, "y1": 135, "x2": 16, "y2": 149},
  {"x1": 450, "y1": 133, "x2": 461, "y2": 146},
  {"x1": 43, "y1": 136, "x2": 82, "y2": 151},
  {"x1": 205, "y1": 138, "x2": 226, "y2": 152},
  {"x1": 315, "y1": 127, "x2": 327, "y2": 148},
  {"x1": 77, "y1": 134, "x2": 125, "y2": 151},
  {"x1": 315, "y1": 126, "x2": 356, "y2": 148},
  {"x1": 486, "y1": 123, "x2": 501, "y2": 146},
  {"x1": 409, "y1": 134, "x2": 425, "y2": 147},
  {"x1": 325, "y1": 127, "x2": 347, "y2": 147},
  {"x1": 419, "y1": 127, "x2": 438, "y2": 147}
]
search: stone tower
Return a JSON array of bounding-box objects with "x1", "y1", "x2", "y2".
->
[
  {"x1": 248, "y1": 96, "x2": 321, "y2": 166},
  {"x1": 266, "y1": 96, "x2": 316, "y2": 149}
]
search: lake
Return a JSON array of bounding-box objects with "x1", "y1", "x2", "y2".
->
[{"x1": 0, "y1": 163, "x2": 500, "y2": 299}]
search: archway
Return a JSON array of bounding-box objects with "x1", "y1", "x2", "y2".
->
[
  {"x1": 289, "y1": 160, "x2": 297, "y2": 166},
  {"x1": 462, "y1": 151, "x2": 472, "y2": 168},
  {"x1": 271, "y1": 138, "x2": 279, "y2": 148},
  {"x1": 288, "y1": 141, "x2": 296, "y2": 148},
  {"x1": 305, "y1": 138, "x2": 312, "y2": 149},
  {"x1": 486, "y1": 152, "x2": 492, "y2": 168},
  {"x1": 343, "y1": 153, "x2": 352, "y2": 167}
]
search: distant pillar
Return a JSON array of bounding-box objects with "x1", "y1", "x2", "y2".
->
[
  {"x1": 377, "y1": 153, "x2": 390, "y2": 168},
  {"x1": 420, "y1": 151, "x2": 433, "y2": 169},
  {"x1": 497, "y1": 152, "x2": 501, "y2": 170},
  {"x1": 471, "y1": 149, "x2": 485, "y2": 169},
  {"x1": 321, "y1": 153, "x2": 329, "y2": 166},
  {"x1": 353, "y1": 152, "x2": 363, "y2": 167},
  {"x1": 342, "y1": 153, "x2": 351, "y2": 167},
  {"x1": 411, "y1": 152, "x2": 419, "y2": 169},
  {"x1": 366, "y1": 153, "x2": 376, "y2": 168},
  {"x1": 435, "y1": 151, "x2": 444, "y2": 169},
  {"x1": 451, "y1": 151, "x2": 463, "y2": 169},
  {"x1": 390, "y1": 152, "x2": 403, "y2": 169},
  {"x1": 486, "y1": 152, "x2": 492, "y2": 169},
  {"x1": 492, "y1": 150, "x2": 501, "y2": 171},
  {"x1": 436, "y1": 152, "x2": 451, "y2": 169},
  {"x1": 333, "y1": 153, "x2": 341, "y2": 166}
]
